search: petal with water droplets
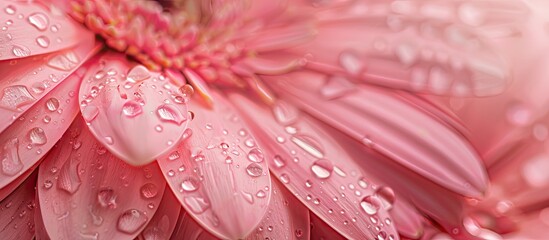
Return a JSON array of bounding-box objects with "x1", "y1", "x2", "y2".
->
[
  {"x1": 169, "y1": 208, "x2": 217, "y2": 240},
  {"x1": 0, "y1": 1, "x2": 94, "y2": 60},
  {"x1": 137, "y1": 187, "x2": 181, "y2": 240},
  {"x1": 0, "y1": 172, "x2": 37, "y2": 240},
  {"x1": 37, "y1": 116, "x2": 166, "y2": 240},
  {"x1": 157, "y1": 92, "x2": 271, "y2": 239},
  {"x1": 269, "y1": 71, "x2": 488, "y2": 197},
  {"x1": 229, "y1": 93, "x2": 398, "y2": 239},
  {"x1": 79, "y1": 53, "x2": 189, "y2": 166}
]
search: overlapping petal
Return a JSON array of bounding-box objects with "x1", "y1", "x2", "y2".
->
[
  {"x1": 137, "y1": 187, "x2": 181, "y2": 240},
  {"x1": 37, "y1": 116, "x2": 166, "y2": 239},
  {"x1": 0, "y1": 172, "x2": 37, "y2": 240},
  {"x1": 157, "y1": 92, "x2": 271, "y2": 239}
]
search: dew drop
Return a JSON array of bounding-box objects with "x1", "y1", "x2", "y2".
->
[
  {"x1": 126, "y1": 65, "x2": 151, "y2": 83},
  {"x1": 241, "y1": 191, "x2": 254, "y2": 204},
  {"x1": 291, "y1": 135, "x2": 324, "y2": 158},
  {"x1": 156, "y1": 104, "x2": 186, "y2": 125},
  {"x1": 256, "y1": 190, "x2": 266, "y2": 198},
  {"x1": 117, "y1": 209, "x2": 148, "y2": 234},
  {"x1": 184, "y1": 197, "x2": 210, "y2": 214},
  {"x1": 45, "y1": 98, "x2": 60, "y2": 111},
  {"x1": 36, "y1": 36, "x2": 50, "y2": 48},
  {"x1": 339, "y1": 50, "x2": 362, "y2": 75},
  {"x1": 11, "y1": 45, "x2": 31, "y2": 58},
  {"x1": 1, "y1": 138, "x2": 23, "y2": 176},
  {"x1": 375, "y1": 186, "x2": 396, "y2": 210},
  {"x1": 247, "y1": 148, "x2": 264, "y2": 163},
  {"x1": 273, "y1": 155, "x2": 286, "y2": 168},
  {"x1": 311, "y1": 159, "x2": 333, "y2": 179},
  {"x1": 97, "y1": 188, "x2": 117, "y2": 209},
  {"x1": 155, "y1": 125, "x2": 163, "y2": 132},
  {"x1": 47, "y1": 52, "x2": 78, "y2": 71},
  {"x1": 4, "y1": 5, "x2": 16, "y2": 15},
  {"x1": 360, "y1": 196, "x2": 382, "y2": 215},
  {"x1": 280, "y1": 174, "x2": 290, "y2": 184},
  {"x1": 181, "y1": 177, "x2": 200, "y2": 192},
  {"x1": 28, "y1": 127, "x2": 47, "y2": 145},
  {"x1": 82, "y1": 105, "x2": 99, "y2": 122},
  {"x1": 246, "y1": 163, "x2": 263, "y2": 177},
  {"x1": 0, "y1": 85, "x2": 35, "y2": 110},
  {"x1": 168, "y1": 151, "x2": 180, "y2": 161},
  {"x1": 122, "y1": 100, "x2": 143, "y2": 117},
  {"x1": 140, "y1": 183, "x2": 158, "y2": 199},
  {"x1": 104, "y1": 136, "x2": 114, "y2": 145},
  {"x1": 31, "y1": 82, "x2": 47, "y2": 94},
  {"x1": 57, "y1": 160, "x2": 81, "y2": 194},
  {"x1": 272, "y1": 101, "x2": 299, "y2": 125},
  {"x1": 43, "y1": 180, "x2": 53, "y2": 189},
  {"x1": 28, "y1": 13, "x2": 49, "y2": 31}
]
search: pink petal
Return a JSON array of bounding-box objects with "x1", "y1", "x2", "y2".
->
[
  {"x1": 246, "y1": 177, "x2": 310, "y2": 240},
  {"x1": 309, "y1": 212, "x2": 345, "y2": 240},
  {"x1": 268, "y1": 71, "x2": 488, "y2": 197},
  {"x1": 228, "y1": 93, "x2": 398, "y2": 239},
  {"x1": 78, "y1": 53, "x2": 189, "y2": 166},
  {"x1": 157, "y1": 92, "x2": 271, "y2": 239},
  {"x1": 169, "y1": 209, "x2": 218, "y2": 240},
  {"x1": 391, "y1": 199, "x2": 425, "y2": 239},
  {"x1": 34, "y1": 200, "x2": 51, "y2": 240},
  {"x1": 0, "y1": 39, "x2": 98, "y2": 133},
  {"x1": 137, "y1": 187, "x2": 181, "y2": 240},
  {"x1": 0, "y1": 1, "x2": 93, "y2": 60},
  {"x1": 0, "y1": 163, "x2": 37, "y2": 201},
  {"x1": 0, "y1": 67, "x2": 86, "y2": 189},
  {"x1": 0, "y1": 171, "x2": 37, "y2": 240},
  {"x1": 37, "y1": 116, "x2": 166, "y2": 239}
]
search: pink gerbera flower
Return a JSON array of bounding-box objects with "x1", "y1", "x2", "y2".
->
[{"x1": 1, "y1": 0, "x2": 549, "y2": 239}]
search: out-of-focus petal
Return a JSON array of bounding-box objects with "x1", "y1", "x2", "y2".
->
[
  {"x1": 0, "y1": 39, "x2": 98, "y2": 133},
  {"x1": 229, "y1": 93, "x2": 398, "y2": 239},
  {"x1": 246, "y1": 177, "x2": 310, "y2": 240},
  {"x1": 0, "y1": 172, "x2": 37, "y2": 240},
  {"x1": 0, "y1": 164, "x2": 37, "y2": 201},
  {"x1": 34, "y1": 199, "x2": 50, "y2": 240},
  {"x1": 0, "y1": 1, "x2": 93, "y2": 60},
  {"x1": 157, "y1": 92, "x2": 271, "y2": 239},
  {"x1": 169, "y1": 208, "x2": 217, "y2": 240},
  {"x1": 391, "y1": 199, "x2": 425, "y2": 239},
  {"x1": 0, "y1": 66, "x2": 87, "y2": 189},
  {"x1": 137, "y1": 187, "x2": 181, "y2": 240},
  {"x1": 268, "y1": 71, "x2": 488, "y2": 197},
  {"x1": 78, "y1": 53, "x2": 189, "y2": 166},
  {"x1": 37, "y1": 116, "x2": 166, "y2": 240},
  {"x1": 309, "y1": 212, "x2": 345, "y2": 240}
]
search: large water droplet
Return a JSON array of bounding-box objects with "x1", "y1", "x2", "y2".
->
[
  {"x1": 82, "y1": 105, "x2": 99, "y2": 122},
  {"x1": 339, "y1": 50, "x2": 363, "y2": 75},
  {"x1": 122, "y1": 100, "x2": 143, "y2": 117},
  {"x1": 28, "y1": 127, "x2": 47, "y2": 145},
  {"x1": 1, "y1": 138, "x2": 23, "y2": 176},
  {"x1": 140, "y1": 183, "x2": 158, "y2": 199},
  {"x1": 183, "y1": 197, "x2": 210, "y2": 214},
  {"x1": 97, "y1": 188, "x2": 117, "y2": 209},
  {"x1": 11, "y1": 45, "x2": 31, "y2": 58},
  {"x1": 311, "y1": 159, "x2": 333, "y2": 179},
  {"x1": 246, "y1": 163, "x2": 263, "y2": 177},
  {"x1": 4, "y1": 5, "x2": 16, "y2": 15},
  {"x1": 156, "y1": 104, "x2": 186, "y2": 125},
  {"x1": 127, "y1": 65, "x2": 151, "y2": 83},
  {"x1": 36, "y1": 36, "x2": 50, "y2": 48},
  {"x1": 291, "y1": 135, "x2": 324, "y2": 159},
  {"x1": 28, "y1": 12, "x2": 49, "y2": 31},
  {"x1": 47, "y1": 52, "x2": 78, "y2": 71},
  {"x1": 117, "y1": 209, "x2": 148, "y2": 234},
  {"x1": 247, "y1": 148, "x2": 264, "y2": 163},
  {"x1": 360, "y1": 196, "x2": 382, "y2": 215},
  {"x1": 375, "y1": 186, "x2": 395, "y2": 210},
  {"x1": 45, "y1": 98, "x2": 60, "y2": 111},
  {"x1": 273, "y1": 155, "x2": 286, "y2": 168},
  {"x1": 181, "y1": 177, "x2": 200, "y2": 192},
  {"x1": 0, "y1": 85, "x2": 35, "y2": 110},
  {"x1": 272, "y1": 100, "x2": 299, "y2": 125},
  {"x1": 57, "y1": 160, "x2": 81, "y2": 194}
]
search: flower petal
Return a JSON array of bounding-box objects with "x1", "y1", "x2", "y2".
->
[
  {"x1": 79, "y1": 53, "x2": 189, "y2": 166},
  {"x1": 0, "y1": 1, "x2": 93, "y2": 60},
  {"x1": 268, "y1": 71, "x2": 488, "y2": 197},
  {"x1": 0, "y1": 163, "x2": 37, "y2": 201},
  {"x1": 169, "y1": 208, "x2": 217, "y2": 240},
  {"x1": 0, "y1": 171, "x2": 37, "y2": 240},
  {"x1": 37, "y1": 116, "x2": 166, "y2": 240},
  {"x1": 309, "y1": 213, "x2": 345, "y2": 240},
  {"x1": 137, "y1": 187, "x2": 181, "y2": 240},
  {"x1": 0, "y1": 67, "x2": 86, "y2": 189},
  {"x1": 246, "y1": 177, "x2": 310, "y2": 240},
  {"x1": 0, "y1": 39, "x2": 98, "y2": 133},
  {"x1": 229, "y1": 93, "x2": 398, "y2": 239},
  {"x1": 157, "y1": 92, "x2": 271, "y2": 239},
  {"x1": 391, "y1": 199, "x2": 424, "y2": 239}
]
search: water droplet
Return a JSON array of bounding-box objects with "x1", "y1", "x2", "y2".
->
[
  {"x1": 360, "y1": 196, "x2": 382, "y2": 215},
  {"x1": 244, "y1": 138, "x2": 255, "y2": 148},
  {"x1": 256, "y1": 190, "x2": 266, "y2": 198},
  {"x1": 117, "y1": 209, "x2": 148, "y2": 234},
  {"x1": 82, "y1": 105, "x2": 99, "y2": 122},
  {"x1": 247, "y1": 148, "x2": 264, "y2": 163},
  {"x1": 47, "y1": 52, "x2": 78, "y2": 71},
  {"x1": 375, "y1": 186, "x2": 395, "y2": 210},
  {"x1": 31, "y1": 82, "x2": 47, "y2": 94},
  {"x1": 339, "y1": 50, "x2": 363, "y2": 74},
  {"x1": 43, "y1": 180, "x2": 53, "y2": 189},
  {"x1": 184, "y1": 197, "x2": 210, "y2": 214},
  {"x1": 45, "y1": 98, "x2": 60, "y2": 111},
  {"x1": 273, "y1": 155, "x2": 286, "y2": 168},
  {"x1": 358, "y1": 178, "x2": 368, "y2": 188},
  {"x1": 122, "y1": 100, "x2": 143, "y2": 117},
  {"x1": 1, "y1": 138, "x2": 23, "y2": 176},
  {"x1": 246, "y1": 163, "x2": 263, "y2": 177},
  {"x1": 104, "y1": 136, "x2": 114, "y2": 145},
  {"x1": 127, "y1": 65, "x2": 151, "y2": 83},
  {"x1": 168, "y1": 151, "x2": 180, "y2": 160},
  {"x1": 4, "y1": 5, "x2": 16, "y2": 15},
  {"x1": 28, "y1": 127, "x2": 47, "y2": 145},
  {"x1": 321, "y1": 76, "x2": 355, "y2": 99},
  {"x1": 241, "y1": 191, "x2": 254, "y2": 204},
  {"x1": 36, "y1": 36, "x2": 50, "y2": 48},
  {"x1": 155, "y1": 125, "x2": 163, "y2": 132},
  {"x1": 28, "y1": 13, "x2": 49, "y2": 31},
  {"x1": 272, "y1": 101, "x2": 299, "y2": 125},
  {"x1": 305, "y1": 180, "x2": 313, "y2": 188},
  {"x1": 291, "y1": 135, "x2": 324, "y2": 159},
  {"x1": 167, "y1": 170, "x2": 175, "y2": 177},
  {"x1": 181, "y1": 177, "x2": 200, "y2": 192},
  {"x1": 280, "y1": 174, "x2": 290, "y2": 184},
  {"x1": 0, "y1": 85, "x2": 35, "y2": 110},
  {"x1": 11, "y1": 45, "x2": 31, "y2": 57},
  {"x1": 43, "y1": 115, "x2": 51, "y2": 123},
  {"x1": 311, "y1": 159, "x2": 333, "y2": 179},
  {"x1": 57, "y1": 160, "x2": 81, "y2": 194},
  {"x1": 140, "y1": 183, "x2": 158, "y2": 199},
  {"x1": 156, "y1": 104, "x2": 186, "y2": 125},
  {"x1": 97, "y1": 188, "x2": 117, "y2": 208}
]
